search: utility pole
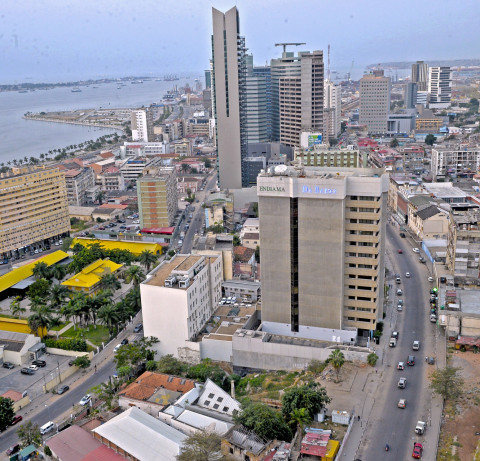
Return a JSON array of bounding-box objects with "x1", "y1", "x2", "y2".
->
[{"x1": 57, "y1": 361, "x2": 61, "y2": 384}]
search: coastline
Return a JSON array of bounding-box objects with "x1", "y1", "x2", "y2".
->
[{"x1": 23, "y1": 115, "x2": 122, "y2": 130}]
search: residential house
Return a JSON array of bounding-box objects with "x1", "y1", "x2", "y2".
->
[{"x1": 233, "y1": 246, "x2": 257, "y2": 279}]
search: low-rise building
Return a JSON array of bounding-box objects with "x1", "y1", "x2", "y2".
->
[
  {"x1": 97, "y1": 166, "x2": 125, "y2": 192},
  {"x1": 192, "y1": 233, "x2": 234, "y2": 281},
  {"x1": 177, "y1": 177, "x2": 202, "y2": 195},
  {"x1": 68, "y1": 206, "x2": 95, "y2": 222},
  {"x1": 241, "y1": 232, "x2": 259, "y2": 250},
  {"x1": 222, "y1": 280, "x2": 261, "y2": 302},
  {"x1": 0, "y1": 331, "x2": 41, "y2": 365},
  {"x1": 141, "y1": 254, "x2": 223, "y2": 358},
  {"x1": 233, "y1": 246, "x2": 257, "y2": 279},
  {"x1": 222, "y1": 426, "x2": 275, "y2": 461},
  {"x1": 408, "y1": 204, "x2": 449, "y2": 240},
  {"x1": 204, "y1": 192, "x2": 234, "y2": 233},
  {"x1": 62, "y1": 259, "x2": 123, "y2": 296},
  {"x1": 431, "y1": 146, "x2": 480, "y2": 181}
]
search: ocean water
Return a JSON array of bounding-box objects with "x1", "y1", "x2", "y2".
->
[{"x1": 0, "y1": 78, "x2": 193, "y2": 163}]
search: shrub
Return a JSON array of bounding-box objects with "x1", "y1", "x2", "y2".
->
[{"x1": 44, "y1": 337, "x2": 87, "y2": 352}]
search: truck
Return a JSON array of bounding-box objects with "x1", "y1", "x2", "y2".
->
[
  {"x1": 389, "y1": 337, "x2": 397, "y2": 347},
  {"x1": 415, "y1": 421, "x2": 426, "y2": 435}
]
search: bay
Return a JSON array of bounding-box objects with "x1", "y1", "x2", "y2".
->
[{"x1": 0, "y1": 78, "x2": 194, "y2": 164}]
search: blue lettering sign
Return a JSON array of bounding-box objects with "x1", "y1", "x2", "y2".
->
[{"x1": 302, "y1": 186, "x2": 337, "y2": 195}]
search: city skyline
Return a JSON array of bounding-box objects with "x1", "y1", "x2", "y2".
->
[{"x1": 1, "y1": 0, "x2": 479, "y2": 83}]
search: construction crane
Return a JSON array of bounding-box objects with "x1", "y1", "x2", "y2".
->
[{"x1": 274, "y1": 42, "x2": 306, "y2": 54}]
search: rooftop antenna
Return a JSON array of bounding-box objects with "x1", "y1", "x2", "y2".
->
[
  {"x1": 274, "y1": 42, "x2": 306, "y2": 54},
  {"x1": 327, "y1": 44, "x2": 331, "y2": 81}
]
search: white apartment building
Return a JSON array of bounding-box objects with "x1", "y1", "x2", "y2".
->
[
  {"x1": 120, "y1": 141, "x2": 167, "y2": 158},
  {"x1": 431, "y1": 147, "x2": 480, "y2": 181},
  {"x1": 428, "y1": 67, "x2": 452, "y2": 109},
  {"x1": 141, "y1": 254, "x2": 223, "y2": 357},
  {"x1": 359, "y1": 70, "x2": 391, "y2": 134},
  {"x1": 131, "y1": 109, "x2": 154, "y2": 142},
  {"x1": 324, "y1": 80, "x2": 341, "y2": 139},
  {"x1": 64, "y1": 167, "x2": 96, "y2": 206}
]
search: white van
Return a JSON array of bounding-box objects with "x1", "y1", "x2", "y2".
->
[{"x1": 40, "y1": 421, "x2": 55, "y2": 435}]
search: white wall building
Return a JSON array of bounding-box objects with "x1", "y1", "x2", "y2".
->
[
  {"x1": 131, "y1": 109, "x2": 154, "y2": 142},
  {"x1": 324, "y1": 80, "x2": 341, "y2": 139},
  {"x1": 428, "y1": 67, "x2": 452, "y2": 109},
  {"x1": 141, "y1": 254, "x2": 223, "y2": 357},
  {"x1": 431, "y1": 147, "x2": 480, "y2": 181}
]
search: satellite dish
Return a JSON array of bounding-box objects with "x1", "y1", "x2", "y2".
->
[{"x1": 274, "y1": 165, "x2": 288, "y2": 174}]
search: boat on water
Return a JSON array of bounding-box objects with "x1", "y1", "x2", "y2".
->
[
  {"x1": 131, "y1": 80, "x2": 143, "y2": 84},
  {"x1": 117, "y1": 86, "x2": 122, "y2": 89},
  {"x1": 18, "y1": 90, "x2": 28, "y2": 93},
  {"x1": 71, "y1": 87, "x2": 82, "y2": 92}
]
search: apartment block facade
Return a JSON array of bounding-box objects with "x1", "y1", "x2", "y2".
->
[
  {"x1": 324, "y1": 80, "x2": 341, "y2": 139},
  {"x1": 64, "y1": 167, "x2": 96, "y2": 206},
  {"x1": 137, "y1": 165, "x2": 177, "y2": 228},
  {"x1": 295, "y1": 146, "x2": 362, "y2": 168},
  {"x1": 131, "y1": 109, "x2": 154, "y2": 142},
  {"x1": 359, "y1": 70, "x2": 391, "y2": 134},
  {"x1": 0, "y1": 167, "x2": 70, "y2": 257},
  {"x1": 428, "y1": 66, "x2": 452, "y2": 109},
  {"x1": 431, "y1": 147, "x2": 480, "y2": 181},
  {"x1": 257, "y1": 166, "x2": 388, "y2": 336},
  {"x1": 411, "y1": 61, "x2": 429, "y2": 91},
  {"x1": 141, "y1": 254, "x2": 223, "y2": 357}
]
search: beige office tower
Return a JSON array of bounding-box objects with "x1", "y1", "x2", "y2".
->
[
  {"x1": 136, "y1": 166, "x2": 178, "y2": 229},
  {"x1": 324, "y1": 80, "x2": 341, "y2": 139},
  {"x1": 0, "y1": 167, "x2": 70, "y2": 257},
  {"x1": 276, "y1": 51, "x2": 324, "y2": 147},
  {"x1": 211, "y1": 6, "x2": 248, "y2": 189},
  {"x1": 359, "y1": 70, "x2": 391, "y2": 134},
  {"x1": 257, "y1": 165, "x2": 388, "y2": 338}
]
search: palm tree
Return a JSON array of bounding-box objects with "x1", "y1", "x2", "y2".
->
[
  {"x1": 88, "y1": 290, "x2": 112, "y2": 327},
  {"x1": 100, "y1": 273, "x2": 121, "y2": 292},
  {"x1": 10, "y1": 296, "x2": 26, "y2": 318},
  {"x1": 329, "y1": 349, "x2": 345, "y2": 383},
  {"x1": 63, "y1": 292, "x2": 87, "y2": 330},
  {"x1": 138, "y1": 250, "x2": 158, "y2": 273},
  {"x1": 32, "y1": 262, "x2": 51, "y2": 281},
  {"x1": 51, "y1": 264, "x2": 66, "y2": 282},
  {"x1": 49, "y1": 284, "x2": 70, "y2": 310},
  {"x1": 94, "y1": 190, "x2": 105, "y2": 205},
  {"x1": 289, "y1": 408, "x2": 312, "y2": 442},
  {"x1": 124, "y1": 265, "x2": 145, "y2": 287},
  {"x1": 98, "y1": 303, "x2": 120, "y2": 336},
  {"x1": 180, "y1": 163, "x2": 190, "y2": 174},
  {"x1": 28, "y1": 304, "x2": 54, "y2": 337}
]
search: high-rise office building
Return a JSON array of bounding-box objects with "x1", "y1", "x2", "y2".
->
[
  {"x1": 411, "y1": 61, "x2": 429, "y2": 91},
  {"x1": 204, "y1": 70, "x2": 211, "y2": 89},
  {"x1": 404, "y1": 82, "x2": 418, "y2": 109},
  {"x1": 131, "y1": 109, "x2": 154, "y2": 142},
  {"x1": 359, "y1": 70, "x2": 391, "y2": 134},
  {"x1": 137, "y1": 165, "x2": 178, "y2": 228},
  {"x1": 211, "y1": 6, "x2": 248, "y2": 189},
  {"x1": 271, "y1": 49, "x2": 324, "y2": 147},
  {"x1": 324, "y1": 80, "x2": 342, "y2": 139},
  {"x1": 258, "y1": 165, "x2": 387, "y2": 336},
  {"x1": 0, "y1": 167, "x2": 70, "y2": 258},
  {"x1": 428, "y1": 66, "x2": 452, "y2": 109}
]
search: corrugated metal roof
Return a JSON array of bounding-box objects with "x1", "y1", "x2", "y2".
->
[
  {"x1": 72, "y1": 238, "x2": 163, "y2": 256},
  {"x1": 0, "y1": 251, "x2": 69, "y2": 293},
  {"x1": 176, "y1": 409, "x2": 233, "y2": 435},
  {"x1": 197, "y1": 379, "x2": 240, "y2": 416},
  {"x1": 62, "y1": 259, "x2": 122, "y2": 289}
]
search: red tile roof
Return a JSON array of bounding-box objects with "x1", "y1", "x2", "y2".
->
[
  {"x1": 98, "y1": 204, "x2": 128, "y2": 209},
  {"x1": 233, "y1": 246, "x2": 255, "y2": 262},
  {"x1": 1, "y1": 390, "x2": 23, "y2": 402}
]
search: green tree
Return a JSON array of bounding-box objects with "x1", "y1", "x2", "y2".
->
[
  {"x1": 234, "y1": 400, "x2": 292, "y2": 442},
  {"x1": 49, "y1": 284, "x2": 70, "y2": 310},
  {"x1": 97, "y1": 303, "x2": 120, "y2": 336},
  {"x1": 255, "y1": 245, "x2": 260, "y2": 263},
  {"x1": 114, "y1": 337, "x2": 158, "y2": 373},
  {"x1": 180, "y1": 163, "x2": 190, "y2": 174},
  {"x1": 203, "y1": 158, "x2": 212, "y2": 168},
  {"x1": 425, "y1": 134, "x2": 437, "y2": 146},
  {"x1": 0, "y1": 397, "x2": 15, "y2": 431},
  {"x1": 289, "y1": 407, "x2": 312, "y2": 440},
  {"x1": 138, "y1": 250, "x2": 158, "y2": 273},
  {"x1": 390, "y1": 137, "x2": 399, "y2": 148},
  {"x1": 430, "y1": 366, "x2": 464, "y2": 402},
  {"x1": 95, "y1": 190, "x2": 104, "y2": 205},
  {"x1": 73, "y1": 355, "x2": 91, "y2": 369},
  {"x1": 232, "y1": 235, "x2": 241, "y2": 246},
  {"x1": 177, "y1": 431, "x2": 227, "y2": 461},
  {"x1": 100, "y1": 273, "x2": 121, "y2": 292},
  {"x1": 367, "y1": 352, "x2": 379, "y2": 366},
  {"x1": 17, "y1": 421, "x2": 42, "y2": 448},
  {"x1": 28, "y1": 304, "x2": 54, "y2": 337},
  {"x1": 328, "y1": 349, "x2": 345, "y2": 382},
  {"x1": 32, "y1": 262, "x2": 51, "y2": 281},
  {"x1": 61, "y1": 236, "x2": 73, "y2": 252},
  {"x1": 156, "y1": 354, "x2": 188, "y2": 375},
  {"x1": 62, "y1": 292, "x2": 86, "y2": 330},
  {"x1": 51, "y1": 264, "x2": 66, "y2": 282},
  {"x1": 10, "y1": 296, "x2": 26, "y2": 319},
  {"x1": 27, "y1": 278, "x2": 51, "y2": 302},
  {"x1": 124, "y1": 265, "x2": 145, "y2": 287},
  {"x1": 90, "y1": 381, "x2": 116, "y2": 409},
  {"x1": 281, "y1": 382, "x2": 330, "y2": 420}
]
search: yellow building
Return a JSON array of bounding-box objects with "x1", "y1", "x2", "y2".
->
[
  {"x1": 62, "y1": 259, "x2": 123, "y2": 295},
  {"x1": 71, "y1": 238, "x2": 164, "y2": 256},
  {"x1": 0, "y1": 166, "x2": 70, "y2": 257}
]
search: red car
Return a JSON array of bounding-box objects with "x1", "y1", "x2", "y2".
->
[
  {"x1": 412, "y1": 442, "x2": 423, "y2": 459},
  {"x1": 10, "y1": 415, "x2": 23, "y2": 425},
  {"x1": 398, "y1": 249, "x2": 403, "y2": 254}
]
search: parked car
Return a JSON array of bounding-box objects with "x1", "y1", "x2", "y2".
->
[
  {"x1": 40, "y1": 421, "x2": 55, "y2": 435},
  {"x1": 392, "y1": 331, "x2": 399, "y2": 339},
  {"x1": 10, "y1": 415, "x2": 23, "y2": 425},
  {"x1": 399, "y1": 232, "x2": 406, "y2": 238},
  {"x1": 21, "y1": 368, "x2": 35, "y2": 375},
  {"x1": 2, "y1": 362, "x2": 14, "y2": 369},
  {"x1": 397, "y1": 288, "x2": 403, "y2": 295},
  {"x1": 398, "y1": 377, "x2": 407, "y2": 388},
  {"x1": 121, "y1": 338, "x2": 129, "y2": 346},
  {"x1": 397, "y1": 249, "x2": 403, "y2": 254},
  {"x1": 428, "y1": 276, "x2": 434, "y2": 282},
  {"x1": 6, "y1": 444, "x2": 20, "y2": 456},
  {"x1": 133, "y1": 323, "x2": 143, "y2": 333},
  {"x1": 407, "y1": 355, "x2": 416, "y2": 366},
  {"x1": 57, "y1": 385, "x2": 70, "y2": 395},
  {"x1": 405, "y1": 272, "x2": 411, "y2": 278},
  {"x1": 79, "y1": 394, "x2": 92, "y2": 406},
  {"x1": 68, "y1": 359, "x2": 75, "y2": 366},
  {"x1": 32, "y1": 359, "x2": 46, "y2": 367},
  {"x1": 113, "y1": 344, "x2": 122, "y2": 353},
  {"x1": 28, "y1": 364, "x2": 38, "y2": 371},
  {"x1": 397, "y1": 304, "x2": 403, "y2": 311},
  {"x1": 397, "y1": 398, "x2": 406, "y2": 409},
  {"x1": 413, "y1": 247, "x2": 420, "y2": 253},
  {"x1": 419, "y1": 256, "x2": 426, "y2": 263},
  {"x1": 412, "y1": 442, "x2": 423, "y2": 459}
]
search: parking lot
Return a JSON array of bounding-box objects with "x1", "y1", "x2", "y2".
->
[{"x1": 0, "y1": 353, "x2": 76, "y2": 401}]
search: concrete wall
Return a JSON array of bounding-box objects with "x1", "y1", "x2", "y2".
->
[
  {"x1": 118, "y1": 396, "x2": 163, "y2": 416},
  {"x1": 232, "y1": 333, "x2": 371, "y2": 372},
  {"x1": 12, "y1": 395, "x2": 31, "y2": 412},
  {"x1": 200, "y1": 338, "x2": 233, "y2": 362},
  {"x1": 45, "y1": 348, "x2": 92, "y2": 358},
  {"x1": 42, "y1": 365, "x2": 79, "y2": 392}
]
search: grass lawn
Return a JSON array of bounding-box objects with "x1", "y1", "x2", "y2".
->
[
  {"x1": 61, "y1": 324, "x2": 111, "y2": 346},
  {"x1": 50, "y1": 321, "x2": 70, "y2": 331},
  {"x1": 0, "y1": 313, "x2": 24, "y2": 319}
]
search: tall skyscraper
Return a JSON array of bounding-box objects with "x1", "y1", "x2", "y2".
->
[
  {"x1": 359, "y1": 70, "x2": 391, "y2": 134},
  {"x1": 257, "y1": 165, "x2": 387, "y2": 336},
  {"x1": 204, "y1": 70, "x2": 211, "y2": 89},
  {"x1": 324, "y1": 80, "x2": 342, "y2": 139},
  {"x1": 428, "y1": 66, "x2": 452, "y2": 109},
  {"x1": 411, "y1": 61, "x2": 429, "y2": 91},
  {"x1": 131, "y1": 109, "x2": 154, "y2": 142},
  {"x1": 271, "y1": 48, "x2": 324, "y2": 147},
  {"x1": 211, "y1": 6, "x2": 248, "y2": 189},
  {"x1": 404, "y1": 82, "x2": 418, "y2": 109}
]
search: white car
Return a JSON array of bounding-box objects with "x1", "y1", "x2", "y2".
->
[
  {"x1": 28, "y1": 364, "x2": 38, "y2": 371},
  {"x1": 132, "y1": 220, "x2": 140, "y2": 224},
  {"x1": 113, "y1": 344, "x2": 122, "y2": 353},
  {"x1": 397, "y1": 288, "x2": 403, "y2": 296},
  {"x1": 412, "y1": 247, "x2": 420, "y2": 253},
  {"x1": 405, "y1": 272, "x2": 411, "y2": 278},
  {"x1": 79, "y1": 394, "x2": 92, "y2": 406},
  {"x1": 428, "y1": 276, "x2": 434, "y2": 283},
  {"x1": 397, "y1": 304, "x2": 403, "y2": 311},
  {"x1": 397, "y1": 361, "x2": 405, "y2": 370}
]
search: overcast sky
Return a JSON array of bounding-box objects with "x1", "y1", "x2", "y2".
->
[{"x1": 1, "y1": 0, "x2": 478, "y2": 83}]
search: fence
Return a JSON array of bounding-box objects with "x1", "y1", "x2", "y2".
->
[{"x1": 42, "y1": 364, "x2": 79, "y2": 392}]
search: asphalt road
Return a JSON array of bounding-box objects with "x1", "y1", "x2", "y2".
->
[{"x1": 358, "y1": 223, "x2": 434, "y2": 459}]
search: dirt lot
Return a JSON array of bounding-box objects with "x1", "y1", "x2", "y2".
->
[{"x1": 439, "y1": 349, "x2": 480, "y2": 460}]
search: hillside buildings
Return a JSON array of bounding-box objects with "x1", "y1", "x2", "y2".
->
[
  {"x1": 359, "y1": 70, "x2": 391, "y2": 134},
  {"x1": 257, "y1": 165, "x2": 388, "y2": 337},
  {"x1": 131, "y1": 108, "x2": 154, "y2": 142},
  {"x1": 0, "y1": 167, "x2": 70, "y2": 259},
  {"x1": 140, "y1": 254, "x2": 223, "y2": 357},
  {"x1": 211, "y1": 6, "x2": 248, "y2": 189},
  {"x1": 428, "y1": 66, "x2": 452, "y2": 109},
  {"x1": 137, "y1": 165, "x2": 177, "y2": 228}
]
